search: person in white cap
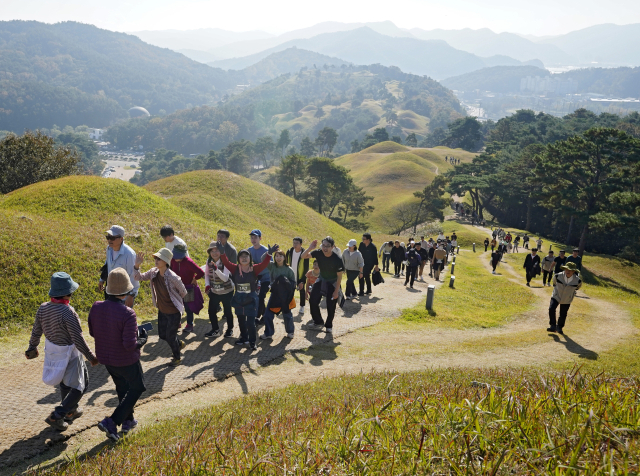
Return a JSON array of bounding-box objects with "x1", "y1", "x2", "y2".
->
[
  {"x1": 342, "y1": 239, "x2": 364, "y2": 300},
  {"x1": 99, "y1": 225, "x2": 139, "y2": 307},
  {"x1": 134, "y1": 248, "x2": 187, "y2": 367}
]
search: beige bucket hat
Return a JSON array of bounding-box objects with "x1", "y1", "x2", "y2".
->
[
  {"x1": 106, "y1": 268, "x2": 134, "y2": 295},
  {"x1": 153, "y1": 248, "x2": 173, "y2": 266}
]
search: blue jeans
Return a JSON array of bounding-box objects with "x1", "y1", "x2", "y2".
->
[
  {"x1": 185, "y1": 305, "x2": 194, "y2": 326},
  {"x1": 263, "y1": 308, "x2": 294, "y2": 336},
  {"x1": 105, "y1": 361, "x2": 146, "y2": 425},
  {"x1": 237, "y1": 314, "x2": 257, "y2": 344}
]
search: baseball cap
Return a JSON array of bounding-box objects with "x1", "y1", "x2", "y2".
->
[
  {"x1": 347, "y1": 239, "x2": 357, "y2": 248},
  {"x1": 105, "y1": 225, "x2": 125, "y2": 237},
  {"x1": 249, "y1": 229, "x2": 262, "y2": 237}
]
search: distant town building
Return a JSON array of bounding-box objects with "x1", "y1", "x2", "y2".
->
[
  {"x1": 89, "y1": 128, "x2": 104, "y2": 140},
  {"x1": 520, "y1": 76, "x2": 577, "y2": 94}
]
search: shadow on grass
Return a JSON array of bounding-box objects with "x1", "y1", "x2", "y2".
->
[
  {"x1": 550, "y1": 333, "x2": 598, "y2": 360},
  {"x1": 581, "y1": 267, "x2": 640, "y2": 296}
]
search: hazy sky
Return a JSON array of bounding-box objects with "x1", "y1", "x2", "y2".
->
[{"x1": 2, "y1": 0, "x2": 639, "y2": 36}]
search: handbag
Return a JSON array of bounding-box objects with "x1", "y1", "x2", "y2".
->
[
  {"x1": 372, "y1": 270, "x2": 384, "y2": 286},
  {"x1": 183, "y1": 287, "x2": 195, "y2": 303}
]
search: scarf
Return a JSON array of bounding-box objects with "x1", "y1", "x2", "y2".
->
[{"x1": 50, "y1": 298, "x2": 70, "y2": 305}]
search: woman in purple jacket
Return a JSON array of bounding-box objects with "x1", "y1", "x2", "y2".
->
[{"x1": 88, "y1": 268, "x2": 148, "y2": 443}]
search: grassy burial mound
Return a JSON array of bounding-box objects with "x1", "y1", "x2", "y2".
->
[
  {"x1": 360, "y1": 140, "x2": 409, "y2": 154},
  {"x1": 0, "y1": 172, "x2": 352, "y2": 332}
]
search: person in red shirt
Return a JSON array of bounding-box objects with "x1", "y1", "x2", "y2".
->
[{"x1": 170, "y1": 244, "x2": 204, "y2": 334}]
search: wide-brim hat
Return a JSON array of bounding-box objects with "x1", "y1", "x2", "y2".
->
[
  {"x1": 49, "y1": 272, "x2": 79, "y2": 297},
  {"x1": 153, "y1": 248, "x2": 173, "y2": 266},
  {"x1": 561, "y1": 262, "x2": 579, "y2": 272},
  {"x1": 106, "y1": 268, "x2": 133, "y2": 295}
]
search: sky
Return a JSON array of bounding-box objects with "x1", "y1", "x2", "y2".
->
[{"x1": 2, "y1": 0, "x2": 639, "y2": 36}]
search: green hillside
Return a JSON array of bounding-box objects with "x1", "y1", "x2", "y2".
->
[
  {"x1": 0, "y1": 172, "x2": 352, "y2": 332},
  {"x1": 335, "y1": 143, "x2": 477, "y2": 232}
]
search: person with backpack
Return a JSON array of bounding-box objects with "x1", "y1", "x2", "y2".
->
[
  {"x1": 220, "y1": 244, "x2": 274, "y2": 350},
  {"x1": 260, "y1": 249, "x2": 297, "y2": 340},
  {"x1": 26, "y1": 272, "x2": 99, "y2": 431},
  {"x1": 203, "y1": 242, "x2": 235, "y2": 338},
  {"x1": 404, "y1": 246, "x2": 422, "y2": 288},
  {"x1": 390, "y1": 241, "x2": 405, "y2": 278},
  {"x1": 523, "y1": 248, "x2": 541, "y2": 287},
  {"x1": 342, "y1": 239, "x2": 364, "y2": 300},
  {"x1": 286, "y1": 237, "x2": 309, "y2": 315},
  {"x1": 300, "y1": 237, "x2": 345, "y2": 335},
  {"x1": 358, "y1": 233, "x2": 379, "y2": 296},
  {"x1": 547, "y1": 262, "x2": 582, "y2": 334},
  {"x1": 89, "y1": 268, "x2": 147, "y2": 442},
  {"x1": 170, "y1": 244, "x2": 204, "y2": 334},
  {"x1": 133, "y1": 248, "x2": 187, "y2": 367},
  {"x1": 541, "y1": 250, "x2": 556, "y2": 287}
]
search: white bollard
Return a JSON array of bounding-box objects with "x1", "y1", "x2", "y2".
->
[{"x1": 449, "y1": 275, "x2": 455, "y2": 288}]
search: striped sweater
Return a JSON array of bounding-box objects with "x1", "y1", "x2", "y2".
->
[{"x1": 28, "y1": 302, "x2": 96, "y2": 361}]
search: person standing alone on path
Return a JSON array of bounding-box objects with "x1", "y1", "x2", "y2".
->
[
  {"x1": 248, "y1": 230, "x2": 270, "y2": 324},
  {"x1": 541, "y1": 250, "x2": 556, "y2": 287},
  {"x1": 358, "y1": 233, "x2": 379, "y2": 296},
  {"x1": 134, "y1": 249, "x2": 187, "y2": 367},
  {"x1": 565, "y1": 248, "x2": 583, "y2": 273},
  {"x1": 301, "y1": 237, "x2": 344, "y2": 334},
  {"x1": 523, "y1": 248, "x2": 541, "y2": 287},
  {"x1": 547, "y1": 262, "x2": 582, "y2": 334},
  {"x1": 342, "y1": 239, "x2": 364, "y2": 300},
  {"x1": 89, "y1": 268, "x2": 148, "y2": 442},
  {"x1": 26, "y1": 272, "x2": 99, "y2": 431},
  {"x1": 286, "y1": 237, "x2": 309, "y2": 315},
  {"x1": 536, "y1": 237, "x2": 544, "y2": 252},
  {"x1": 99, "y1": 225, "x2": 139, "y2": 308}
]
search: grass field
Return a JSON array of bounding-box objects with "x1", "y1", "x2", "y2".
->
[
  {"x1": 49, "y1": 368, "x2": 640, "y2": 475},
  {"x1": 0, "y1": 172, "x2": 355, "y2": 333}
]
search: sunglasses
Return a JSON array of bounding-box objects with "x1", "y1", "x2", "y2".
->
[{"x1": 106, "y1": 235, "x2": 122, "y2": 241}]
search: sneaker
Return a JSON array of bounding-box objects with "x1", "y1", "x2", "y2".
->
[
  {"x1": 286, "y1": 333, "x2": 294, "y2": 339},
  {"x1": 325, "y1": 328, "x2": 333, "y2": 334},
  {"x1": 45, "y1": 414, "x2": 68, "y2": 431},
  {"x1": 121, "y1": 419, "x2": 138, "y2": 435},
  {"x1": 546, "y1": 326, "x2": 557, "y2": 332},
  {"x1": 365, "y1": 290, "x2": 372, "y2": 295},
  {"x1": 256, "y1": 318, "x2": 264, "y2": 326},
  {"x1": 204, "y1": 329, "x2": 220, "y2": 338},
  {"x1": 410, "y1": 285, "x2": 414, "y2": 289},
  {"x1": 557, "y1": 328, "x2": 564, "y2": 335},
  {"x1": 492, "y1": 271, "x2": 496, "y2": 274},
  {"x1": 358, "y1": 292, "x2": 364, "y2": 297},
  {"x1": 224, "y1": 329, "x2": 234, "y2": 338},
  {"x1": 298, "y1": 306, "x2": 305, "y2": 314},
  {"x1": 345, "y1": 296, "x2": 351, "y2": 301},
  {"x1": 235, "y1": 339, "x2": 249, "y2": 346},
  {"x1": 98, "y1": 417, "x2": 119, "y2": 442},
  {"x1": 169, "y1": 357, "x2": 182, "y2": 367},
  {"x1": 249, "y1": 343, "x2": 257, "y2": 351},
  {"x1": 526, "y1": 283, "x2": 530, "y2": 287},
  {"x1": 64, "y1": 407, "x2": 84, "y2": 422},
  {"x1": 183, "y1": 324, "x2": 193, "y2": 334},
  {"x1": 259, "y1": 333, "x2": 272, "y2": 340}
]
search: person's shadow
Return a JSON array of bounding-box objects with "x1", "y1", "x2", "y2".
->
[{"x1": 549, "y1": 333, "x2": 598, "y2": 360}]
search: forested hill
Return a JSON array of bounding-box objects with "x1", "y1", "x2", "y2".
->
[
  {"x1": 0, "y1": 21, "x2": 241, "y2": 132},
  {"x1": 106, "y1": 63, "x2": 463, "y2": 155}
]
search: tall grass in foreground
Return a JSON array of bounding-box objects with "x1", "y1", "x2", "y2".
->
[{"x1": 48, "y1": 368, "x2": 639, "y2": 475}]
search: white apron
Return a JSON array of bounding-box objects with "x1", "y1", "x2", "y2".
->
[{"x1": 43, "y1": 338, "x2": 86, "y2": 392}]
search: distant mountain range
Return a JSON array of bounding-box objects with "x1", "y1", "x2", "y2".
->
[{"x1": 208, "y1": 27, "x2": 543, "y2": 80}]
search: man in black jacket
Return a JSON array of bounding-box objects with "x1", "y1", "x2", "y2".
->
[
  {"x1": 358, "y1": 233, "x2": 379, "y2": 296},
  {"x1": 554, "y1": 250, "x2": 568, "y2": 273},
  {"x1": 523, "y1": 248, "x2": 541, "y2": 286},
  {"x1": 565, "y1": 248, "x2": 583, "y2": 273},
  {"x1": 285, "y1": 237, "x2": 309, "y2": 314}
]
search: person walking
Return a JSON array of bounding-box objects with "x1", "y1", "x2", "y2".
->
[
  {"x1": 490, "y1": 248, "x2": 501, "y2": 274},
  {"x1": 554, "y1": 250, "x2": 568, "y2": 273},
  {"x1": 260, "y1": 249, "x2": 297, "y2": 340},
  {"x1": 248, "y1": 230, "x2": 270, "y2": 324},
  {"x1": 415, "y1": 242, "x2": 428, "y2": 281},
  {"x1": 358, "y1": 233, "x2": 379, "y2": 296},
  {"x1": 89, "y1": 268, "x2": 147, "y2": 442},
  {"x1": 216, "y1": 229, "x2": 237, "y2": 264},
  {"x1": 484, "y1": 237, "x2": 490, "y2": 252},
  {"x1": 160, "y1": 225, "x2": 188, "y2": 257},
  {"x1": 99, "y1": 225, "x2": 139, "y2": 308},
  {"x1": 134, "y1": 248, "x2": 187, "y2": 366},
  {"x1": 523, "y1": 234, "x2": 530, "y2": 250},
  {"x1": 390, "y1": 241, "x2": 405, "y2": 278},
  {"x1": 404, "y1": 246, "x2": 421, "y2": 288},
  {"x1": 342, "y1": 239, "x2": 364, "y2": 299},
  {"x1": 220, "y1": 245, "x2": 273, "y2": 350},
  {"x1": 523, "y1": 248, "x2": 541, "y2": 287},
  {"x1": 300, "y1": 237, "x2": 344, "y2": 334},
  {"x1": 427, "y1": 241, "x2": 436, "y2": 277},
  {"x1": 541, "y1": 250, "x2": 556, "y2": 287},
  {"x1": 170, "y1": 244, "x2": 204, "y2": 334},
  {"x1": 399, "y1": 242, "x2": 407, "y2": 276},
  {"x1": 378, "y1": 241, "x2": 393, "y2": 273},
  {"x1": 286, "y1": 237, "x2": 309, "y2": 315},
  {"x1": 513, "y1": 236, "x2": 520, "y2": 253},
  {"x1": 536, "y1": 237, "x2": 544, "y2": 252},
  {"x1": 490, "y1": 237, "x2": 497, "y2": 252},
  {"x1": 25, "y1": 272, "x2": 98, "y2": 431},
  {"x1": 203, "y1": 242, "x2": 235, "y2": 338},
  {"x1": 432, "y1": 245, "x2": 447, "y2": 281},
  {"x1": 547, "y1": 262, "x2": 582, "y2": 334},
  {"x1": 565, "y1": 248, "x2": 583, "y2": 272}
]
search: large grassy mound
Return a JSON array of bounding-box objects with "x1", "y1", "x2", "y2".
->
[
  {"x1": 0, "y1": 172, "x2": 352, "y2": 331},
  {"x1": 335, "y1": 150, "x2": 438, "y2": 233},
  {"x1": 360, "y1": 141, "x2": 409, "y2": 153}
]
